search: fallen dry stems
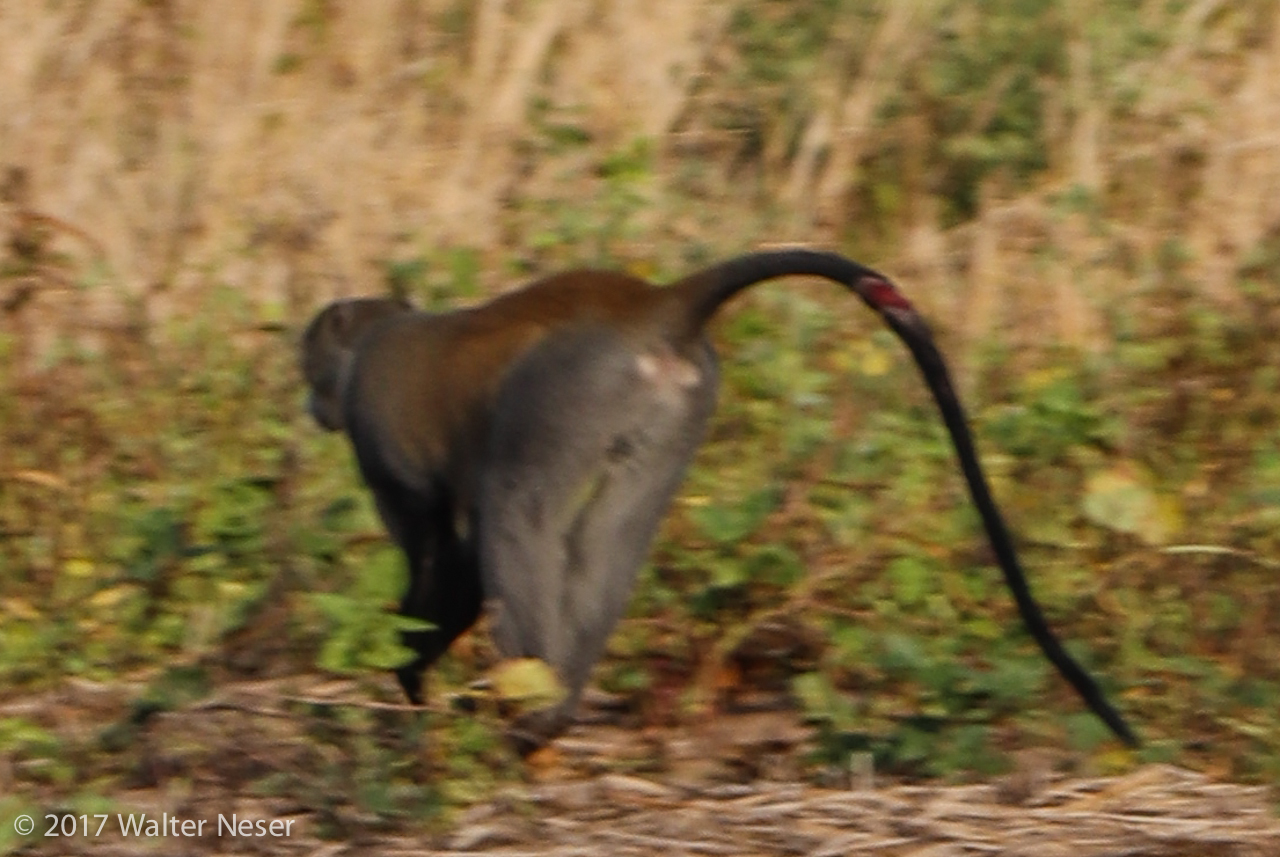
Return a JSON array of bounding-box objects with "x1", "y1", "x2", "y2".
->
[{"x1": 433, "y1": 764, "x2": 1279, "y2": 857}]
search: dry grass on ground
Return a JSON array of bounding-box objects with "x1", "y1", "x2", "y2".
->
[{"x1": 7, "y1": 677, "x2": 1280, "y2": 857}]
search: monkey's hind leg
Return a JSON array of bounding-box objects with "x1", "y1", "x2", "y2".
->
[
  {"x1": 479, "y1": 327, "x2": 719, "y2": 749},
  {"x1": 367, "y1": 484, "x2": 482, "y2": 705},
  {"x1": 394, "y1": 525, "x2": 482, "y2": 706}
]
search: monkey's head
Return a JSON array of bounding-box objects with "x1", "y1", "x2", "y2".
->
[{"x1": 300, "y1": 296, "x2": 412, "y2": 431}]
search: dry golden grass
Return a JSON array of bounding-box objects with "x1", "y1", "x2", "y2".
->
[
  {"x1": 0, "y1": 1, "x2": 728, "y2": 312},
  {"x1": 2, "y1": 1, "x2": 1278, "y2": 363},
  {"x1": 437, "y1": 764, "x2": 1279, "y2": 857}
]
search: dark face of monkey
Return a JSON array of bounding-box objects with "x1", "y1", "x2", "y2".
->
[{"x1": 300, "y1": 297, "x2": 411, "y2": 431}]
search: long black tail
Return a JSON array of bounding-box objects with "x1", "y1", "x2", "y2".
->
[{"x1": 672, "y1": 249, "x2": 1138, "y2": 747}]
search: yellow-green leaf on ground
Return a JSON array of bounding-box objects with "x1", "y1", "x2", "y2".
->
[
  {"x1": 489, "y1": 658, "x2": 567, "y2": 711},
  {"x1": 1082, "y1": 462, "x2": 1182, "y2": 546}
]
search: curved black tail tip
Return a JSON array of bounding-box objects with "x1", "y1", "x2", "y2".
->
[
  {"x1": 1114, "y1": 718, "x2": 1141, "y2": 748},
  {"x1": 1091, "y1": 697, "x2": 1139, "y2": 747}
]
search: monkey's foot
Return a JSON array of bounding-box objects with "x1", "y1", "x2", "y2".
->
[{"x1": 395, "y1": 666, "x2": 426, "y2": 706}]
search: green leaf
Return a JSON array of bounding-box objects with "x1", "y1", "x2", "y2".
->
[
  {"x1": 879, "y1": 633, "x2": 930, "y2": 676},
  {"x1": 828, "y1": 624, "x2": 871, "y2": 667},
  {"x1": 887, "y1": 556, "x2": 932, "y2": 608},
  {"x1": 709, "y1": 557, "x2": 748, "y2": 589},
  {"x1": 792, "y1": 671, "x2": 855, "y2": 728},
  {"x1": 0, "y1": 717, "x2": 60, "y2": 755},
  {"x1": 310, "y1": 591, "x2": 355, "y2": 623},
  {"x1": 689, "y1": 488, "x2": 778, "y2": 544},
  {"x1": 357, "y1": 545, "x2": 409, "y2": 602},
  {"x1": 940, "y1": 725, "x2": 1003, "y2": 776},
  {"x1": 973, "y1": 656, "x2": 1049, "y2": 706},
  {"x1": 1066, "y1": 710, "x2": 1116, "y2": 751},
  {"x1": 743, "y1": 544, "x2": 805, "y2": 587},
  {"x1": 362, "y1": 635, "x2": 418, "y2": 671}
]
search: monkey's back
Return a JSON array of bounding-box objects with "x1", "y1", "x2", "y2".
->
[{"x1": 344, "y1": 269, "x2": 676, "y2": 499}]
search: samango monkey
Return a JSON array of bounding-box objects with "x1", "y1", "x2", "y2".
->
[{"x1": 301, "y1": 249, "x2": 1137, "y2": 750}]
